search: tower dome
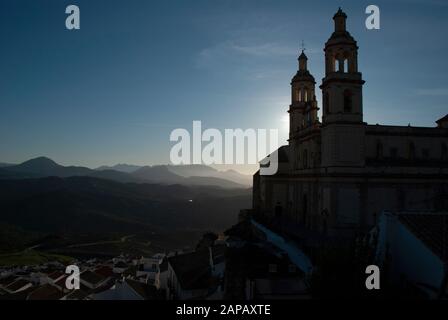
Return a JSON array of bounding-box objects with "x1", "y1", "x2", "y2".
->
[
  {"x1": 320, "y1": 8, "x2": 365, "y2": 125},
  {"x1": 292, "y1": 50, "x2": 315, "y2": 84}
]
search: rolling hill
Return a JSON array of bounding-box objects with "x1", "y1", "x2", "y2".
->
[
  {"x1": 96, "y1": 163, "x2": 253, "y2": 186},
  {"x1": 0, "y1": 176, "x2": 251, "y2": 239},
  {"x1": 131, "y1": 166, "x2": 246, "y2": 189}
]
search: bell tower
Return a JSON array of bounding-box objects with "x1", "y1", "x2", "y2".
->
[
  {"x1": 288, "y1": 48, "x2": 319, "y2": 171},
  {"x1": 289, "y1": 49, "x2": 318, "y2": 141},
  {"x1": 321, "y1": 8, "x2": 365, "y2": 125},
  {"x1": 320, "y1": 8, "x2": 366, "y2": 168}
]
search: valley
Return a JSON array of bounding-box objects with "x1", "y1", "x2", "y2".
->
[{"x1": 0, "y1": 158, "x2": 252, "y2": 265}]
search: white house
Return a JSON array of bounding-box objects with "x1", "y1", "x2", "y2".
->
[
  {"x1": 155, "y1": 258, "x2": 168, "y2": 290},
  {"x1": 137, "y1": 254, "x2": 165, "y2": 284}
]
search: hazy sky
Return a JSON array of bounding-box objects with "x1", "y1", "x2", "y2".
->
[{"x1": 1, "y1": 0, "x2": 447, "y2": 174}]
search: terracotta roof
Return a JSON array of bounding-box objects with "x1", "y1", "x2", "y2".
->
[
  {"x1": 27, "y1": 284, "x2": 64, "y2": 300},
  {"x1": 48, "y1": 271, "x2": 64, "y2": 281},
  {"x1": 6, "y1": 279, "x2": 31, "y2": 292},
  {"x1": 0, "y1": 286, "x2": 34, "y2": 300},
  {"x1": 0, "y1": 276, "x2": 17, "y2": 287},
  {"x1": 398, "y1": 213, "x2": 448, "y2": 262},
  {"x1": 95, "y1": 266, "x2": 114, "y2": 278},
  {"x1": 54, "y1": 276, "x2": 67, "y2": 288},
  {"x1": 81, "y1": 271, "x2": 105, "y2": 285}
]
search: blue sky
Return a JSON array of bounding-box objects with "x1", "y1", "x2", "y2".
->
[{"x1": 0, "y1": 0, "x2": 447, "y2": 174}]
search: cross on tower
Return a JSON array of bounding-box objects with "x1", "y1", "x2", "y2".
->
[{"x1": 300, "y1": 40, "x2": 306, "y2": 53}]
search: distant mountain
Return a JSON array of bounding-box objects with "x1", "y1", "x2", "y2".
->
[
  {"x1": 132, "y1": 166, "x2": 246, "y2": 189},
  {"x1": 133, "y1": 165, "x2": 181, "y2": 183},
  {"x1": 0, "y1": 157, "x2": 251, "y2": 188},
  {"x1": 166, "y1": 165, "x2": 219, "y2": 177},
  {"x1": 184, "y1": 176, "x2": 246, "y2": 189},
  {"x1": 215, "y1": 169, "x2": 253, "y2": 186},
  {"x1": 6, "y1": 157, "x2": 88, "y2": 176},
  {"x1": 166, "y1": 165, "x2": 252, "y2": 186},
  {"x1": 95, "y1": 164, "x2": 142, "y2": 173},
  {"x1": 3, "y1": 157, "x2": 138, "y2": 183}
]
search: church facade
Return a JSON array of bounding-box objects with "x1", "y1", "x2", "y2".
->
[{"x1": 252, "y1": 9, "x2": 448, "y2": 240}]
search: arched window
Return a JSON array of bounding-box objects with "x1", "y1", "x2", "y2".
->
[
  {"x1": 347, "y1": 55, "x2": 355, "y2": 73},
  {"x1": 337, "y1": 55, "x2": 349, "y2": 73},
  {"x1": 338, "y1": 59, "x2": 344, "y2": 72},
  {"x1": 304, "y1": 89, "x2": 308, "y2": 102},
  {"x1": 343, "y1": 90, "x2": 353, "y2": 112},
  {"x1": 297, "y1": 89, "x2": 302, "y2": 102}
]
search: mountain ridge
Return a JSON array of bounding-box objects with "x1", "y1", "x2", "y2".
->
[
  {"x1": 1, "y1": 157, "x2": 251, "y2": 188},
  {"x1": 95, "y1": 164, "x2": 142, "y2": 173}
]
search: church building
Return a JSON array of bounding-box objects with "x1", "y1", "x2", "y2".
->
[{"x1": 252, "y1": 8, "x2": 448, "y2": 241}]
